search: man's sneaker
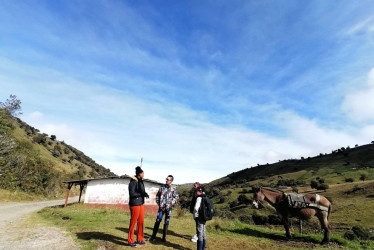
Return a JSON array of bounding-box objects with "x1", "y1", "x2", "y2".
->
[
  {"x1": 137, "y1": 241, "x2": 146, "y2": 246},
  {"x1": 129, "y1": 243, "x2": 137, "y2": 248},
  {"x1": 191, "y1": 234, "x2": 198, "y2": 242},
  {"x1": 147, "y1": 236, "x2": 155, "y2": 241}
]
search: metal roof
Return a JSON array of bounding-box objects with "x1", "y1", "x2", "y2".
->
[{"x1": 63, "y1": 175, "x2": 163, "y2": 185}]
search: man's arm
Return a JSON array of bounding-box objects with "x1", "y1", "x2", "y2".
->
[{"x1": 193, "y1": 197, "x2": 202, "y2": 218}]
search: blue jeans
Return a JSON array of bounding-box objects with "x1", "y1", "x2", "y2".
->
[
  {"x1": 196, "y1": 221, "x2": 206, "y2": 241},
  {"x1": 156, "y1": 208, "x2": 172, "y2": 225}
]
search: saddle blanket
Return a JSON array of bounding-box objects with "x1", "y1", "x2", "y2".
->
[{"x1": 286, "y1": 193, "x2": 310, "y2": 208}]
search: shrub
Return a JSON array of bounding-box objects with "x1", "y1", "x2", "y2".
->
[
  {"x1": 238, "y1": 194, "x2": 251, "y2": 204},
  {"x1": 352, "y1": 226, "x2": 371, "y2": 240},
  {"x1": 252, "y1": 214, "x2": 268, "y2": 225},
  {"x1": 229, "y1": 200, "x2": 239, "y2": 208},
  {"x1": 174, "y1": 204, "x2": 187, "y2": 218},
  {"x1": 316, "y1": 183, "x2": 329, "y2": 191},
  {"x1": 344, "y1": 230, "x2": 357, "y2": 241},
  {"x1": 64, "y1": 147, "x2": 70, "y2": 154},
  {"x1": 345, "y1": 178, "x2": 354, "y2": 182},
  {"x1": 268, "y1": 214, "x2": 282, "y2": 225},
  {"x1": 311, "y1": 180, "x2": 318, "y2": 189},
  {"x1": 239, "y1": 215, "x2": 253, "y2": 224},
  {"x1": 33, "y1": 134, "x2": 46, "y2": 145}
]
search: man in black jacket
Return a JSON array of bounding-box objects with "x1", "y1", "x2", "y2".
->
[{"x1": 128, "y1": 166, "x2": 149, "y2": 248}]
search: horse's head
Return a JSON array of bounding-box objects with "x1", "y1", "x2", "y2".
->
[{"x1": 252, "y1": 186, "x2": 264, "y2": 208}]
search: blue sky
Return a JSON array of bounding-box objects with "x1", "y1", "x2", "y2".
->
[{"x1": 1, "y1": 1, "x2": 374, "y2": 184}]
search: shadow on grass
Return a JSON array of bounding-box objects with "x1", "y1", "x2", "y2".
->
[
  {"x1": 230, "y1": 204, "x2": 249, "y2": 212},
  {"x1": 145, "y1": 226, "x2": 191, "y2": 240},
  {"x1": 229, "y1": 227, "x2": 323, "y2": 244},
  {"x1": 143, "y1": 226, "x2": 192, "y2": 250},
  {"x1": 76, "y1": 232, "x2": 126, "y2": 246}
]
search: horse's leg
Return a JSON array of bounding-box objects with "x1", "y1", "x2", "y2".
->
[
  {"x1": 317, "y1": 211, "x2": 330, "y2": 244},
  {"x1": 282, "y1": 216, "x2": 291, "y2": 239}
]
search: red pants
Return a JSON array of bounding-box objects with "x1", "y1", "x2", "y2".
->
[{"x1": 128, "y1": 204, "x2": 144, "y2": 244}]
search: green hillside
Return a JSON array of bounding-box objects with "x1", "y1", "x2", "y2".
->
[
  {"x1": 209, "y1": 143, "x2": 374, "y2": 189},
  {"x1": 0, "y1": 107, "x2": 116, "y2": 199}
]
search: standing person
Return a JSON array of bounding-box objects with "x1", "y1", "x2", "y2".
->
[
  {"x1": 128, "y1": 166, "x2": 149, "y2": 248},
  {"x1": 193, "y1": 186, "x2": 207, "y2": 250},
  {"x1": 148, "y1": 175, "x2": 179, "y2": 242},
  {"x1": 190, "y1": 182, "x2": 201, "y2": 242}
]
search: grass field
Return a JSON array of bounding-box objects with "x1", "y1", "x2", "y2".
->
[{"x1": 28, "y1": 201, "x2": 373, "y2": 250}]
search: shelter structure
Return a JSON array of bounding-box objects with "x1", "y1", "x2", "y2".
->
[{"x1": 63, "y1": 175, "x2": 162, "y2": 214}]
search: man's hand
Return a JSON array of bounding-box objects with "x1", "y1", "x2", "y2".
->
[{"x1": 144, "y1": 192, "x2": 149, "y2": 199}]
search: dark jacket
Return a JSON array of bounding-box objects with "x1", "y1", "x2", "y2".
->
[
  {"x1": 189, "y1": 192, "x2": 197, "y2": 214},
  {"x1": 193, "y1": 193, "x2": 207, "y2": 223},
  {"x1": 128, "y1": 176, "x2": 146, "y2": 207}
]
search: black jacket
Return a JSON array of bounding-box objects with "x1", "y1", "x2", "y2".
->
[
  {"x1": 128, "y1": 176, "x2": 146, "y2": 207},
  {"x1": 189, "y1": 192, "x2": 197, "y2": 214}
]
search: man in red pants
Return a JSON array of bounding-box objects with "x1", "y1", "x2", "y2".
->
[{"x1": 128, "y1": 166, "x2": 149, "y2": 248}]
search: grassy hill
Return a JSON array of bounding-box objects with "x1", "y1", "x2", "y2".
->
[{"x1": 0, "y1": 108, "x2": 116, "y2": 200}]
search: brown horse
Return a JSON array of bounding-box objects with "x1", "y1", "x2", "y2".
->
[{"x1": 252, "y1": 186, "x2": 332, "y2": 243}]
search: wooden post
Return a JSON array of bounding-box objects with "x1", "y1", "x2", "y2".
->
[
  {"x1": 78, "y1": 183, "x2": 85, "y2": 203},
  {"x1": 64, "y1": 183, "x2": 73, "y2": 208}
]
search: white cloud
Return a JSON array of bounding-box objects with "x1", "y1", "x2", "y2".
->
[
  {"x1": 345, "y1": 16, "x2": 374, "y2": 35},
  {"x1": 342, "y1": 67, "x2": 374, "y2": 122}
]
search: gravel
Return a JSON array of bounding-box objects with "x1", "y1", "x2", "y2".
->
[{"x1": 0, "y1": 197, "x2": 80, "y2": 250}]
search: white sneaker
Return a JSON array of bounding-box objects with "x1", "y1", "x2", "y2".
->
[{"x1": 191, "y1": 234, "x2": 198, "y2": 242}]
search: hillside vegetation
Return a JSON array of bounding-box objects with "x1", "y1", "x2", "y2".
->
[{"x1": 0, "y1": 107, "x2": 115, "y2": 199}]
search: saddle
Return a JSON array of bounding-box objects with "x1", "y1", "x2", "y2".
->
[
  {"x1": 284, "y1": 193, "x2": 329, "y2": 212},
  {"x1": 285, "y1": 193, "x2": 310, "y2": 208}
]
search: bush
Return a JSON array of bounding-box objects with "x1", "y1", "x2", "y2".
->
[
  {"x1": 174, "y1": 204, "x2": 187, "y2": 218},
  {"x1": 238, "y1": 194, "x2": 251, "y2": 204},
  {"x1": 344, "y1": 230, "x2": 357, "y2": 241},
  {"x1": 33, "y1": 134, "x2": 46, "y2": 145},
  {"x1": 252, "y1": 214, "x2": 268, "y2": 225},
  {"x1": 311, "y1": 180, "x2": 318, "y2": 189},
  {"x1": 239, "y1": 215, "x2": 253, "y2": 224},
  {"x1": 344, "y1": 226, "x2": 372, "y2": 241},
  {"x1": 316, "y1": 183, "x2": 329, "y2": 191},
  {"x1": 352, "y1": 226, "x2": 372, "y2": 240},
  {"x1": 268, "y1": 214, "x2": 282, "y2": 225},
  {"x1": 345, "y1": 178, "x2": 354, "y2": 182}
]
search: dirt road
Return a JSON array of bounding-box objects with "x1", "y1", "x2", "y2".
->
[{"x1": 0, "y1": 197, "x2": 80, "y2": 250}]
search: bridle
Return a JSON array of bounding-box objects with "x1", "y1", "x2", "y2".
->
[{"x1": 252, "y1": 188, "x2": 264, "y2": 209}]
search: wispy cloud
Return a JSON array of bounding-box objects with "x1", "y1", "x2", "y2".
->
[
  {"x1": 345, "y1": 16, "x2": 374, "y2": 35},
  {"x1": 342, "y1": 68, "x2": 374, "y2": 122}
]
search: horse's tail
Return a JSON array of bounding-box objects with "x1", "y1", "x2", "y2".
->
[{"x1": 327, "y1": 203, "x2": 332, "y2": 219}]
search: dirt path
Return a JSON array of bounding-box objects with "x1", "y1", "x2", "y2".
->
[{"x1": 0, "y1": 197, "x2": 80, "y2": 250}]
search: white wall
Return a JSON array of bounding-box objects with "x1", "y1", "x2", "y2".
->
[{"x1": 84, "y1": 178, "x2": 159, "y2": 205}]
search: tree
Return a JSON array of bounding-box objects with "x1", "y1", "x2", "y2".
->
[
  {"x1": 311, "y1": 180, "x2": 318, "y2": 189},
  {"x1": 0, "y1": 94, "x2": 22, "y2": 116},
  {"x1": 360, "y1": 174, "x2": 368, "y2": 182}
]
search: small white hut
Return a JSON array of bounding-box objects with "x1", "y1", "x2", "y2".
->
[{"x1": 64, "y1": 176, "x2": 162, "y2": 214}]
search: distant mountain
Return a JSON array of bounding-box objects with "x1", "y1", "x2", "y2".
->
[
  {"x1": 208, "y1": 142, "x2": 374, "y2": 189},
  {"x1": 0, "y1": 108, "x2": 116, "y2": 197}
]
